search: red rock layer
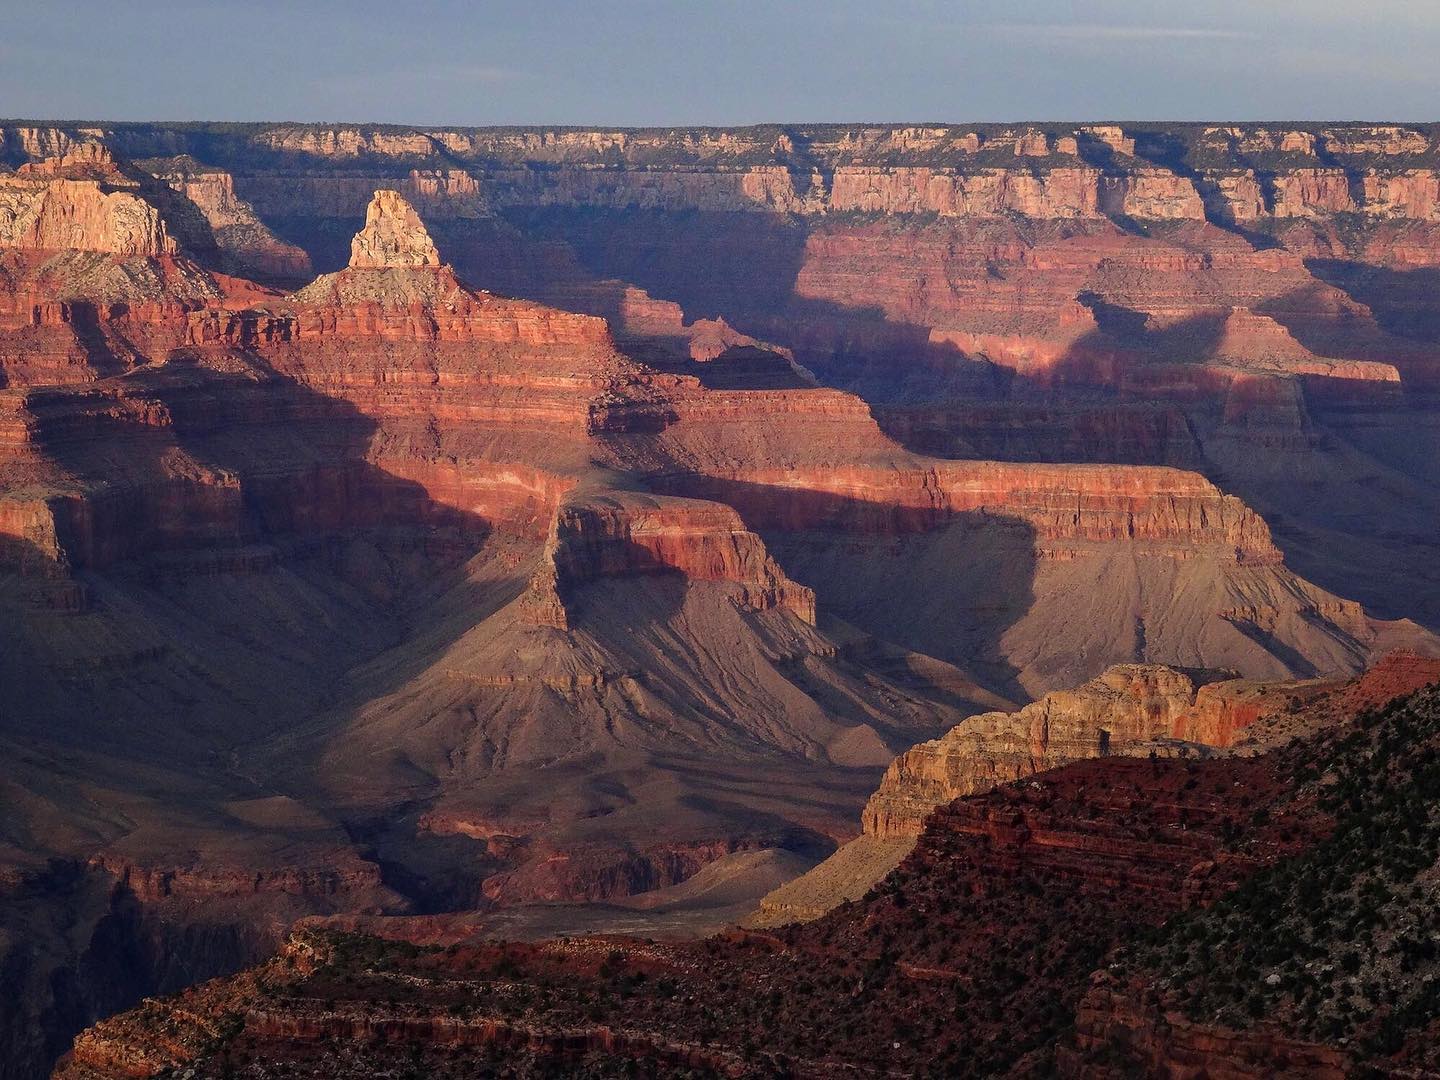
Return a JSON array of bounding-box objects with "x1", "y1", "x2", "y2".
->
[
  {"x1": 536, "y1": 492, "x2": 815, "y2": 628},
  {"x1": 860, "y1": 664, "x2": 1299, "y2": 838},
  {"x1": 1064, "y1": 974, "x2": 1349, "y2": 1079},
  {"x1": 662, "y1": 459, "x2": 1280, "y2": 562}
]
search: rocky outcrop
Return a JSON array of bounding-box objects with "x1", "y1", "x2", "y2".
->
[
  {"x1": 0, "y1": 174, "x2": 175, "y2": 256},
  {"x1": 347, "y1": 188, "x2": 441, "y2": 268},
  {"x1": 1212, "y1": 307, "x2": 1400, "y2": 382},
  {"x1": 0, "y1": 143, "x2": 186, "y2": 260},
  {"x1": 46, "y1": 670, "x2": 1440, "y2": 1079},
  {"x1": 874, "y1": 399, "x2": 1203, "y2": 466},
  {"x1": 754, "y1": 668, "x2": 1307, "y2": 933},
  {"x1": 536, "y1": 492, "x2": 815, "y2": 628},
  {"x1": 269, "y1": 193, "x2": 619, "y2": 355},
  {"x1": 860, "y1": 664, "x2": 1277, "y2": 838},
  {"x1": 0, "y1": 148, "x2": 279, "y2": 389},
  {"x1": 753, "y1": 657, "x2": 1366, "y2": 924}
]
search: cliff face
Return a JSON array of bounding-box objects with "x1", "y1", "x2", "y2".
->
[
  {"x1": 860, "y1": 664, "x2": 1296, "y2": 838},
  {"x1": 0, "y1": 143, "x2": 173, "y2": 256},
  {"x1": 26, "y1": 120, "x2": 1440, "y2": 222},
  {"x1": 754, "y1": 653, "x2": 1440, "y2": 930},
  {"x1": 7, "y1": 120, "x2": 1440, "y2": 417},
  {"x1": 0, "y1": 176, "x2": 174, "y2": 256},
  {"x1": 661, "y1": 460, "x2": 1281, "y2": 561},
  {"x1": 0, "y1": 189, "x2": 973, "y2": 1079},
  {"x1": 1066, "y1": 975, "x2": 1351, "y2": 1080}
]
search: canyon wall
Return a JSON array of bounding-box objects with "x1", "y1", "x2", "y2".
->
[
  {"x1": 861, "y1": 664, "x2": 1293, "y2": 838},
  {"x1": 2, "y1": 137, "x2": 1439, "y2": 1075},
  {"x1": 9, "y1": 120, "x2": 1437, "y2": 223},
  {"x1": 749, "y1": 662, "x2": 1310, "y2": 926}
]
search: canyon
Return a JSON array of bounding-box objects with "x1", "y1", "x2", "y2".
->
[{"x1": 1, "y1": 120, "x2": 1440, "y2": 1075}]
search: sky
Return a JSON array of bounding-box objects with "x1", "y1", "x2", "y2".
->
[{"x1": 3, "y1": 0, "x2": 1439, "y2": 126}]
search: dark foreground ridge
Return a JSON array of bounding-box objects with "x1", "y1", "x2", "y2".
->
[{"x1": 55, "y1": 662, "x2": 1440, "y2": 1078}]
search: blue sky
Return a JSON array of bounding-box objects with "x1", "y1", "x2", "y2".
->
[{"x1": 4, "y1": 0, "x2": 1438, "y2": 124}]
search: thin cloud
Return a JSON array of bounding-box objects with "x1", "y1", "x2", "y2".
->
[
  {"x1": 984, "y1": 23, "x2": 1258, "y2": 42},
  {"x1": 319, "y1": 63, "x2": 524, "y2": 97},
  {"x1": 416, "y1": 64, "x2": 522, "y2": 86}
]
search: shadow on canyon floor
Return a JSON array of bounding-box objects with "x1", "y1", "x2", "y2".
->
[
  {"x1": 1305, "y1": 258, "x2": 1440, "y2": 343},
  {"x1": 648, "y1": 472, "x2": 1038, "y2": 699},
  {"x1": 0, "y1": 355, "x2": 531, "y2": 1075}
]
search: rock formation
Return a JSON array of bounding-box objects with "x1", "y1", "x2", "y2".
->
[
  {"x1": 860, "y1": 664, "x2": 1298, "y2": 838},
  {"x1": 0, "y1": 144, "x2": 176, "y2": 256},
  {"x1": 346, "y1": 188, "x2": 441, "y2": 268},
  {"x1": 3, "y1": 122, "x2": 1440, "y2": 1075},
  {"x1": 539, "y1": 492, "x2": 816, "y2": 627},
  {"x1": 750, "y1": 662, "x2": 1314, "y2": 927}
]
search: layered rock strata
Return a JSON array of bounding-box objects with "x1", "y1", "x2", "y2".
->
[
  {"x1": 4, "y1": 171, "x2": 1439, "y2": 1077},
  {"x1": 530, "y1": 492, "x2": 816, "y2": 630},
  {"x1": 24, "y1": 120, "x2": 1440, "y2": 222},
  {"x1": 861, "y1": 664, "x2": 1314, "y2": 838}
]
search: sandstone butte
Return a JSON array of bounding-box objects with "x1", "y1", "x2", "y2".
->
[{"x1": 0, "y1": 123, "x2": 1438, "y2": 1077}]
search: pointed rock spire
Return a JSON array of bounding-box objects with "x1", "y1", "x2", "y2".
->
[{"x1": 348, "y1": 190, "x2": 440, "y2": 269}]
